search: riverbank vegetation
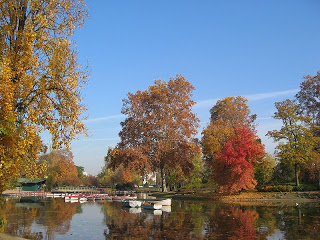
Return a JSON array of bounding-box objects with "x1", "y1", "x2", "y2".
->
[
  {"x1": 1, "y1": 2, "x2": 320, "y2": 198},
  {"x1": 98, "y1": 72, "x2": 320, "y2": 195}
]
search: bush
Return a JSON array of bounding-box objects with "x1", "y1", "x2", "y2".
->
[
  {"x1": 115, "y1": 182, "x2": 135, "y2": 190},
  {"x1": 257, "y1": 185, "x2": 293, "y2": 192},
  {"x1": 292, "y1": 184, "x2": 318, "y2": 192}
]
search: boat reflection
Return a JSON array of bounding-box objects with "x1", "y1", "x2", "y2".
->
[{"x1": 1, "y1": 197, "x2": 320, "y2": 239}]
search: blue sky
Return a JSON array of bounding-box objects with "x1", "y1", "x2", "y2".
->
[{"x1": 68, "y1": 0, "x2": 320, "y2": 175}]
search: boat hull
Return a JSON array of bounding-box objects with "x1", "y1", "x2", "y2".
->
[
  {"x1": 142, "y1": 202, "x2": 162, "y2": 210},
  {"x1": 122, "y1": 200, "x2": 142, "y2": 208}
]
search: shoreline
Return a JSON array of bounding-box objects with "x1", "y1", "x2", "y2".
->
[
  {"x1": 150, "y1": 191, "x2": 320, "y2": 206},
  {"x1": 0, "y1": 233, "x2": 27, "y2": 240}
]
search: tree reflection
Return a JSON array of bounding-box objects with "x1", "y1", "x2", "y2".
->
[
  {"x1": 1, "y1": 197, "x2": 320, "y2": 239},
  {"x1": 0, "y1": 198, "x2": 80, "y2": 239},
  {"x1": 102, "y1": 201, "x2": 260, "y2": 239},
  {"x1": 205, "y1": 205, "x2": 259, "y2": 239}
]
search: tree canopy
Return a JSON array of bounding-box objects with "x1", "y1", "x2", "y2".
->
[
  {"x1": 0, "y1": 0, "x2": 88, "y2": 192},
  {"x1": 202, "y1": 96, "x2": 257, "y2": 163},
  {"x1": 296, "y1": 71, "x2": 320, "y2": 126},
  {"x1": 202, "y1": 96, "x2": 264, "y2": 193},
  {"x1": 267, "y1": 99, "x2": 318, "y2": 186},
  {"x1": 112, "y1": 75, "x2": 200, "y2": 191}
]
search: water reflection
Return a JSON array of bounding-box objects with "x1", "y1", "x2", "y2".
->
[
  {"x1": 0, "y1": 196, "x2": 319, "y2": 239},
  {"x1": 1, "y1": 197, "x2": 82, "y2": 239}
]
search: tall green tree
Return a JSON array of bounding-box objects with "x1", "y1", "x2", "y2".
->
[
  {"x1": 114, "y1": 75, "x2": 200, "y2": 192},
  {"x1": 0, "y1": 0, "x2": 88, "y2": 192},
  {"x1": 296, "y1": 71, "x2": 320, "y2": 188},
  {"x1": 254, "y1": 153, "x2": 277, "y2": 186},
  {"x1": 267, "y1": 99, "x2": 317, "y2": 186}
]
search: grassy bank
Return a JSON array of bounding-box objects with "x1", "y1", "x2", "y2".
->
[{"x1": 150, "y1": 190, "x2": 320, "y2": 205}]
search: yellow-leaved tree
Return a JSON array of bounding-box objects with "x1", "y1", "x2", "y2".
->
[{"x1": 0, "y1": 0, "x2": 88, "y2": 192}]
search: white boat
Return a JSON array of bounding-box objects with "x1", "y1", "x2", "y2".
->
[
  {"x1": 161, "y1": 205, "x2": 171, "y2": 213},
  {"x1": 150, "y1": 198, "x2": 171, "y2": 206},
  {"x1": 65, "y1": 195, "x2": 87, "y2": 202},
  {"x1": 113, "y1": 195, "x2": 137, "y2": 201},
  {"x1": 122, "y1": 200, "x2": 142, "y2": 208},
  {"x1": 142, "y1": 201, "x2": 162, "y2": 210}
]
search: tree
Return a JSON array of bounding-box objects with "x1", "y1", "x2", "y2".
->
[
  {"x1": 188, "y1": 155, "x2": 205, "y2": 189},
  {"x1": 201, "y1": 96, "x2": 262, "y2": 192},
  {"x1": 99, "y1": 147, "x2": 142, "y2": 187},
  {"x1": 76, "y1": 166, "x2": 85, "y2": 179},
  {"x1": 0, "y1": 0, "x2": 88, "y2": 192},
  {"x1": 115, "y1": 75, "x2": 200, "y2": 192},
  {"x1": 267, "y1": 99, "x2": 318, "y2": 186},
  {"x1": 296, "y1": 71, "x2": 320, "y2": 126},
  {"x1": 210, "y1": 96, "x2": 256, "y2": 127},
  {"x1": 213, "y1": 126, "x2": 265, "y2": 193},
  {"x1": 41, "y1": 149, "x2": 81, "y2": 189},
  {"x1": 202, "y1": 96, "x2": 256, "y2": 164},
  {"x1": 296, "y1": 71, "x2": 320, "y2": 188},
  {"x1": 254, "y1": 153, "x2": 277, "y2": 186}
]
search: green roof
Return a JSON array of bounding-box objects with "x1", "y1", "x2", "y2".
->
[{"x1": 17, "y1": 178, "x2": 46, "y2": 184}]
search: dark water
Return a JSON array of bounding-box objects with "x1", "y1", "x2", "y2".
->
[{"x1": 0, "y1": 196, "x2": 320, "y2": 239}]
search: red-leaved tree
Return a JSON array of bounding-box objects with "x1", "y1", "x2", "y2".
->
[{"x1": 213, "y1": 126, "x2": 265, "y2": 193}]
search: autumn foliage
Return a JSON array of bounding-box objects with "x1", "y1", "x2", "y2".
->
[
  {"x1": 201, "y1": 97, "x2": 264, "y2": 193},
  {"x1": 112, "y1": 75, "x2": 200, "y2": 191},
  {"x1": 0, "y1": 1, "x2": 88, "y2": 192},
  {"x1": 213, "y1": 126, "x2": 265, "y2": 193}
]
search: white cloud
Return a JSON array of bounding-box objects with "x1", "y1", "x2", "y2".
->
[
  {"x1": 245, "y1": 89, "x2": 299, "y2": 101},
  {"x1": 83, "y1": 137, "x2": 120, "y2": 141},
  {"x1": 195, "y1": 89, "x2": 299, "y2": 108},
  {"x1": 84, "y1": 114, "x2": 124, "y2": 122},
  {"x1": 194, "y1": 98, "x2": 219, "y2": 108}
]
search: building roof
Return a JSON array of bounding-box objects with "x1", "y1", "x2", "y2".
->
[{"x1": 17, "y1": 178, "x2": 46, "y2": 184}]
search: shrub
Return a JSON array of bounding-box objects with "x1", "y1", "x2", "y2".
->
[
  {"x1": 293, "y1": 184, "x2": 318, "y2": 192},
  {"x1": 257, "y1": 185, "x2": 293, "y2": 192},
  {"x1": 115, "y1": 182, "x2": 135, "y2": 190}
]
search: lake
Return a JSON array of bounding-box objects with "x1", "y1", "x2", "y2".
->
[{"x1": 0, "y1": 195, "x2": 319, "y2": 239}]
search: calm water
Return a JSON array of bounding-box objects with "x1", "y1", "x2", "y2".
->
[{"x1": 0, "y1": 196, "x2": 320, "y2": 239}]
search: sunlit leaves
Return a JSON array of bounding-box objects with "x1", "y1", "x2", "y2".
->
[
  {"x1": 115, "y1": 75, "x2": 200, "y2": 191},
  {"x1": 201, "y1": 96, "x2": 263, "y2": 193},
  {"x1": 213, "y1": 126, "x2": 265, "y2": 193},
  {"x1": 267, "y1": 99, "x2": 319, "y2": 186},
  {"x1": 0, "y1": 0, "x2": 88, "y2": 192}
]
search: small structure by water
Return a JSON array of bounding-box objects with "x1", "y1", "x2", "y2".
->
[{"x1": 18, "y1": 178, "x2": 46, "y2": 192}]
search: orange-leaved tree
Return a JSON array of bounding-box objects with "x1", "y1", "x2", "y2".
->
[
  {"x1": 202, "y1": 96, "x2": 256, "y2": 163},
  {"x1": 41, "y1": 149, "x2": 81, "y2": 189},
  {"x1": 115, "y1": 75, "x2": 200, "y2": 191},
  {"x1": 214, "y1": 126, "x2": 265, "y2": 193},
  {"x1": 0, "y1": 0, "x2": 88, "y2": 192},
  {"x1": 201, "y1": 96, "x2": 264, "y2": 193}
]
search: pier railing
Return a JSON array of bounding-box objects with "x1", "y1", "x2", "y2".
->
[{"x1": 52, "y1": 186, "x2": 99, "y2": 193}]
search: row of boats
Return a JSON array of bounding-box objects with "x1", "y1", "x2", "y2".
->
[
  {"x1": 122, "y1": 198, "x2": 172, "y2": 210},
  {"x1": 46, "y1": 192, "x2": 172, "y2": 210}
]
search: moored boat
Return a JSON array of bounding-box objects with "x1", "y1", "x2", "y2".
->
[
  {"x1": 113, "y1": 195, "x2": 137, "y2": 201},
  {"x1": 121, "y1": 199, "x2": 142, "y2": 208},
  {"x1": 142, "y1": 201, "x2": 162, "y2": 210},
  {"x1": 64, "y1": 195, "x2": 87, "y2": 202},
  {"x1": 149, "y1": 198, "x2": 171, "y2": 206}
]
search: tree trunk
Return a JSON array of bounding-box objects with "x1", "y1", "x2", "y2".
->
[
  {"x1": 295, "y1": 163, "x2": 299, "y2": 187},
  {"x1": 318, "y1": 167, "x2": 320, "y2": 190},
  {"x1": 160, "y1": 167, "x2": 167, "y2": 192}
]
